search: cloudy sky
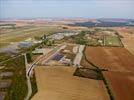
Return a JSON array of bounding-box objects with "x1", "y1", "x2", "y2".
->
[{"x1": 0, "y1": 0, "x2": 134, "y2": 19}]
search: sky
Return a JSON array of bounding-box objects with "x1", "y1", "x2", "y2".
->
[{"x1": 0, "y1": 0, "x2": 134, "y2": 19}]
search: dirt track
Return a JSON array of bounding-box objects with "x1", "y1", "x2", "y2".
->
[
  {"x1": 32, "y1": 66, "x2": 109, "y2": 100},
  {"x1": 85, "y1": 47, "x2": 134, "y2": 71},
  {"x1": 104, "y1": 71, "x2": 134, "y2": 100}
]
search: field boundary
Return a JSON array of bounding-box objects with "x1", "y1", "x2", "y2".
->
[
  {"x1": 83, "y1": 46, "x2": 114, "y2": 100},
  {"x1": 115, "y1": 32, "x2": 124, "y2": 47}
]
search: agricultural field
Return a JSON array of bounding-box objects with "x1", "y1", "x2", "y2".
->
[
  {"x1": 104, "y1": 71, "x2": 134, "y2": 100},
  {"x1": 104, "y1": 36, "x2": 123, "y2": 47},
  {"x1": 0, "y1": 53, "x2": 14, "y2": 62},
  {"x1": 32, "y1": 66, "x2": 109, "y2": 100},
  {"x1": 56, "y1": 28, "x2": 123, "y2": 47},
  {"x1": 0, "y1": 25, "x2": 64, "y2": 47},
  {"x1": 0, "y1": 54, "x2": 28, "y2": 100},
  {"x1": 84, "y1": 46, "x2": 134, "y2": 100},
  {"x1": 84, "y1": 47, "x2": 134, "y2": 71},
  {"x1": 113, "y1": 27, "x2": 134, "y2": 55}
]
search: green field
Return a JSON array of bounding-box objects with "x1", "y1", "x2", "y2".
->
[
  {"x1": 0, "y1": 25, "x2": 64, "y2": 47},
  {"x1": 105, "y1": 36, "x2": 122, "y2": 47},
  {"x1": 87, "y1": 39, "x2": 102, "y2": 46}
]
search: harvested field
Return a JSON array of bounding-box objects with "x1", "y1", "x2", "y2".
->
[
  {"x1": 85, "y1": 47, "x2": 134, "y2": 71},
  {"x1": 113, "y1": 27, "x2": 134, "y2": 55},
  {"x1": 32, "y1": 66, "x2": 109, "y2": 100},
  {"x1": 104, "y1": 71, "x2": 134, "y2": 100}
]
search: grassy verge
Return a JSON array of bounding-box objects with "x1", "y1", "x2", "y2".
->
[{"x1": 29, "y1": 70, "x2": 37, "y2": 99}]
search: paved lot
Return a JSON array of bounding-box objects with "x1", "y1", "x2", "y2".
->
[{"x1": 73, "y1": 45, "x2": 85, "y2": 66}]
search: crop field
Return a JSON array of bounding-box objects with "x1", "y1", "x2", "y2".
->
[
  {"x1": 113, "y1": 27, "x2": 134, "y2": 55},
  {"x1": 87, "y1": 39, "x2": 102, "y2": 46},
  {"x1": 104, "y1": 36, "x2": 122, "y2": 47},
  {"x1": 57, "y1": 28, "x2": 123, "y2": 47},
  {"x1": 32, "y1": 66, "x2": 109, "y2": 100},
  {"x1": 84, "y1": 46, "x2": 134, "y2": 100},
  {"x1": 85, "y1": 47, "x2": 134, "y2": 71},
  {"x1": 86, "y1": 35, "x2": 122, "y2": 47},
  {"x1": 104, "y1": 71, "x2": 134, "y2": 100},
  {"x1": 0, "y1": 54, "x2": 28, "y2": 100},
  {"x1": 0, "y1": 25, "x2": 63, "y2": 47}
]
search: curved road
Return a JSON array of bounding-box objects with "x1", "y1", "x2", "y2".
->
[{"x1": 25, "y1": 44, "x2": 66, "y2": 100}]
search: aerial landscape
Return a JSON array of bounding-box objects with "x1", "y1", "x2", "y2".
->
[{"x1": 0, "y1": 0, "x2": 134, "y2": 100}]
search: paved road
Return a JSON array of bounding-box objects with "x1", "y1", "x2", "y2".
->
[
  {"x1": 73, "y1": 45, "x2": 85, "y2": 66},
  {"x1": 27, "y1": 44, "x2": 66, "y2": 77},
  {"x1": 25, "y1": 44, "x2": 66, "y2": 100},
  {"x1": 41, "y1": 45, "x2": 66, "y2": 64},
  {"x1": 23, "y1": 54, "x2": 32, "y2": 100}
]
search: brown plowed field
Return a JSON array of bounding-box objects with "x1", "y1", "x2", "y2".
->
[
  {"x1": 85, "y1": 47, "x2": 134, "y2": 71},
  {"x1": 85, "y1": 46, "x2": 134, "y2": 100},
  {"x1": 32, "y1": 66, "x2": 109, "y2": 100},
  {"x1": 104, "y1": 71, "x2": 134, "y2": 100}
]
